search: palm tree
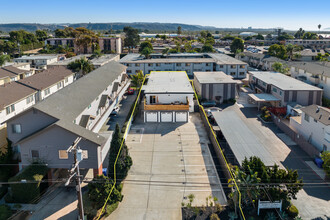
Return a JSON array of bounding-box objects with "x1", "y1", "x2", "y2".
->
[
  {"x1": 0, "y1": 55, "x2": 11, "y2": 66},
  {"x1": 130, "y1": 70, "x2": 144, "y2": 89},
  {"x1": 68, "y1": 57, "x2": 94, "y2": 78}
]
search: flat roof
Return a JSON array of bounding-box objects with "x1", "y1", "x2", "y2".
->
[
  {"x1": 144, "y1": 71, "x2": 194, "y2": 94},
  {"x1": 250, "y1": 71, "x2": 322, "y2": 91},
  {"x1": 194, "y1": 71, "x2": 237, "y2": 84},
  {"x1": 248, "y1": 93, "x2": 280, "y2": 102},
  {"x1": 14, "y1": 55, "x2": 58, "y2": 60},
  {"x1": 91, "y1": 54, "x2": 119, "y2": 66},
  {"x1": 48, "y1": 55, "x2": 91, "y2": 66},
  {"x1": 213, "y1": 111, "x2": 276, "y2": 166}
]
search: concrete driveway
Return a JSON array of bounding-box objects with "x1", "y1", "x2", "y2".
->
[{"x1": 109, "y1": 113, "x2": 226, "y2": 220}]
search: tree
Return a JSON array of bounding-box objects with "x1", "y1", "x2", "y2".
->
[
  {"x1": 205, "y1": 37, "x2": 215, "y2": 45},
  {"x1": 177, "y1": 26, "x2": 182, "y2": 36},
  {"x1": 202, "y1": 44, "x2": 214, "y2": 53},
  {"x1": 36, "y1": 30, "x2": 48, "y2": 41},
  {"x1": 272, "y1": 62, "x2": 289, "y2": 75},
  {"x1": 67, "y1": 57, "x2": 94, "y2": 77},
  {"x1": 140, "y1": 47, "x2": 153, "y2": 59},
  {"x1": 139, "y1": 41, "x2": 153, "y2": 53},
  {"x1": 108, "y1": 124, "x2": 132, "y2": 182},
  {"x1": 318, "y1": 24, "x2": 322, "y2": 33},
  {"x1": 268, "y1": 44, "x2": 287, "y2": 60},
  {"x1": 302, "y1": 32, "x2": 318, "y2": 39},
  {"x1": 215, "y1": 31, "x2": 220, "y2": 34},
  {"x1": 200, "y1": 30, "x2": 207, "y2": 39},
  {"x1": 162, "y1": 48, "x2": 170, "y2": 56},
  {"x1": 255, "y1": 34, "x2": 264, "y2": 40},
  {"x1": 123, "y1": 26, "x2": 140, "y2": 52},
  {"x1": 230, "y1": 38, "x2": 244, "y2": 54},
  {"x1": 131, "y1": 70, "x2": 144, "y2": 89},
  {"x1": 0, "y1": 55, "x2": 10, "y2": 66},
  {"x1": 294, "y1": 28, "x2": 305, "y2": 39},
  {"x1": 321, "y1": 151, "x2": 330, "y2": 177},
  {"x1": 277, "y1": 32, "x2": 293, "y2": 41}
]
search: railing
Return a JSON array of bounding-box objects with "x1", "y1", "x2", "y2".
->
[{"x1": 144, "y1": 98, "x2": 189, "y2": 111}]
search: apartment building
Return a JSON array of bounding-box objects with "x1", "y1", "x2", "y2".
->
[
  {"x1": 120, "y1": 53, "x2": 248, "y2": 79},
  {"x1": 194, "y1": 71, "x2": 237, "y2": 103},
  {"x1": 290, "y1": 105, "x2": 330, "y2": 152},
  {"x1": 250, "y1": 71, "x2": 323, "y2": 107},
  {"x1": 7, "y1": 61, "x2": 129, "y2": 177},
  {"x1": 143, "y1": 71, "x2": 194, "y2": 123},
  {"x1": 285, "y1": 39, "x2": 330, "y2": 49},
  {"x1": 45, "y1": 37, "x2": 122, "y2": 54},
  {"x1": 294, "y1": 49, "x2": 330, "y2": 62},
  {"x1": 0, "y1": 65, "x2": 33, "y2": 85},
  {"x1": 14, "y1": 55, "x2": 58, "y2": 69}
]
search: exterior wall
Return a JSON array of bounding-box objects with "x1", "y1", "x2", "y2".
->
[
  {"x1": 7, "y1": 109, "x2": 57, "y2": 145},
  {"x1": 123, "y1": 62, "x2": 247, "y2": 79},
  {"x1": 18, "y1": 125, "x2": 100, "y2": 169},
  {"x1": 145, "y1": 93, "x2": 194, "y2": 112},
  {"x1": 14, "y1": 57, "x2": 58, "y2": 69},
  {"x1": 38, "y1": 74, "x2": 74, "y2": 101},
  {"x1": 0, "y1": 93, "x2": 37, "y2": 126},
  {"x1": 290, "y1": 112, "x2": 329, "y2": 152}
]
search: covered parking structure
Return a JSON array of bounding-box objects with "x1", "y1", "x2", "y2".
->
[{"x1": 248, "y1": 93, "x2": 281, "y2": 110}]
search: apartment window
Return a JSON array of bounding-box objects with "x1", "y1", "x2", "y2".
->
[
  {"x1": 59, "y1": 150, "x2": 68, "y2": 159},
  {"x1": 272, "y1": 87, "x2": 277, "y2": 93},
  {"x1": 26, "y1": 95, "x2": 34, "y2": 104},
  {"x1": 239, "y1": 72, "x2": 245, "y2": 76},
  {"x1": 219, "y1": 65, "x2": 224, "y2": 68},
  {"x1": 127, "y1": 64, "x2": 132, "y2": 67},
  {"x1": 135, "y1": 70, "x2": 140, "y2": 73},
  {"x1": 185, "y1": 63, "x2": 191, "y2": 66},
  {"x1": 148, "y1": 63, "x2": 153, "y2": 67},
  {"x1": 12, "y1": 124, "x2": 22, "y2": 134},
  {"x1": 304, "y1": 114, "x2": 310, "y2": 122},
  {"x1": 280, "y1": 91, "x2": 282, "y2": 96},
  {"x1": 150, "y1": 96, "x2": 156, "y2": 104},
  {"x1": 156, "y1": 63, "x2": 161, "y2": 67},
  {"x1": 176, "y1": 63, "x2": 181, "y2": 67},
  {"x1": 57, "y1": 82, "x2": 62, "y2": 89},
  {"x1": 31, "y1": 150, "x2": 39, "y2": 159},
  {"x1": 263, "y1": 82, "x2": 266, "y2": 86},
  {"x1": 230, "y1": 72, "x2": 236, "y2": 76},
  {"x1": 239, "y1": 65, "x2": 245, "y2": 68},
  {"x1": 186, "y1": 70, "x2": 191, "y2": 73},
  {"x1": 65, "y1": 78, "x2": 69, "y2": 83},
  {"x1": 206, "y1": 63, "x2": 210, "y2": 66},
  {"x1": 44, "y1": 88, "x2": 50, "y2": 96},
  {"x1": 6, "y1": 104, "x2": 15, "y2": 115},
  {"x1": 230, "y1": 65, "x2": 236, "y2": 68},
  {"x1": 127, "y1": 70, "x2": 132, "y2": 73},
  {"x1": 135, "y1": 63, "x2": 140, "y2": 67}
]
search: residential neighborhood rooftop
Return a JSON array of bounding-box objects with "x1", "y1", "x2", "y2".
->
[
  {"x1": 14, "y1": 55, "x2": 58, "y2": 60},
  {"x1": 301, "y1": 105, "x2": 330, "y2": 125},
  {"x1": 144, "y1": 71, "x2": 194, "y2": 94},
  {"x1": 194, "y1": 71, "x2": 237, "y2": 84},
  {"x1": 0, "y1": 82, "x2": 36, "y2": 109},
  {"x1": 250, "y1": 71, "x2": 323, "y2": 91},
  {"x1": 48, "y1": 55, "x2": 91, "y2": 66}
]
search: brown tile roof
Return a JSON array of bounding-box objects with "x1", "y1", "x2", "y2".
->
[
  {"x1": 18, "y1": 66, "x2": 74, "y2": 90},
  {"x1": 0, "y1": 82, "x2": 36, "y2": 109},
  {"x1": 0, "y1": 65, "x2": 26, "y2": 79},
  {"x1": 2, "y1": 66, "x2": 25, "y2": 75}
]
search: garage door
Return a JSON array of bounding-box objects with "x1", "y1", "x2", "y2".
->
[
  {"x1": 161, "y1": 112, "x2": 173, "y2": 122},
  {"x1": 146, "y1": 112, "x2": 158, "y2": 122},
  {"x1": 175, "y1": 112, "x2": 188, "y2": 122}
]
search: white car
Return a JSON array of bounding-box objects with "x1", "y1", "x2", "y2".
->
[{"x1": 205, "y1": 107, "x2": 222, "y2": 118}]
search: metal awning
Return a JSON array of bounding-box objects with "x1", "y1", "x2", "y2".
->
[
  {"x1": 248, "y1": 93, "x2": 280, "y2": 102},
  {"x1": 98, "y1": 95, "x2": 108, "y2": 108}
]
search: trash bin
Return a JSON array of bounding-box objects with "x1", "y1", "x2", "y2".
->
[
  {"x1": 102, "y1": 168, "x2": 107, "y2": 176},
  {"x1": 314, "y1": 157, "x2": 324, "y2": 168}
]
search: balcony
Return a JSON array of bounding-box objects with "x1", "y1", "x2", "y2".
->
[{"x1": 144, "y1": 98, "x2": 189, "y2": 111}]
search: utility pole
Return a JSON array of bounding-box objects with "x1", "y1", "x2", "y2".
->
[{"x1": 66, "y1": 137, "x2": 84, "y2": 220}]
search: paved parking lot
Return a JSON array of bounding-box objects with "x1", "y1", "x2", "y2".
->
[{"x1": 109, "y1": 113, "x2": 226, "y2": 220}]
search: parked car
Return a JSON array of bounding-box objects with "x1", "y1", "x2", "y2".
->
[
  {"x1": 110, "y1": 106, "x2": 120, "y2": 115},
  {"x1": 205, "y1": 107, "x2": 222, "y2": 118},
  {"x1": 127, "y1": 88, "x2": 135, "y2": 95},
  {"x1": 201, "y1": 101, "x2": 216, "y2": 107}
]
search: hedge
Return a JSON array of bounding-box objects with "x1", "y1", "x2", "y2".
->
[
  {"x1": 7, "y1": 163, "x2": 48, "y2": 203},
  {"x1": 0, "y1": 204, "x2": 12, "y2": 220}
]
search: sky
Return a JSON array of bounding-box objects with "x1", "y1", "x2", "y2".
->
[{"x1": 0, "y1": 0, "x2": 330, "y2": 31}]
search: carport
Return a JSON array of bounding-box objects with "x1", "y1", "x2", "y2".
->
[{"x1": 248, "y1": 93, "x2": 281, "y2": 110}]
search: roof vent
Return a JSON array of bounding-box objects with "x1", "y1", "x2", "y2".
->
[
  {"x1": 319, "y1": 114, "x2": 322, "y2": 120},
  {"x1": 316, "y1": 106, "x2": 320, "y2": 113}
]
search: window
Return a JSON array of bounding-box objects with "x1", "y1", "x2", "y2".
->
[
  {"x1": 26, "y1": 95, "x2": 34, "y2": 104},
  {"x1": 263, "y1": 82, "x2": 266, "y2": 86},
  {"x1": 239, "y1": 72, "x2": 245, "y2": 76},
  {"x1": 230, "y1": 72, "x2": 236, "y2": 76},
  {"x1": 135, "y1": 70, "x2": 140, "y2": 73},
  {"x1": 206, "y1": 63, "x2": 210, "y2": 66},
  {"x1": 239, "y1": 65, "x2": 245, "y2": 68},
  {"x1": 12, "y1": 124, "x2": 21, "y2": 134},
  {"x1": 135, "y1": 63, "x2": 140, "y2": 67},
  {"x1": 148, "y1": 63, "x2": 153, "y2": 67},
  {"x1": 127, "y1": 70, "x2": 132, "y2": 73},
  {"x1": 65, "y1": 77, "x2": 69, "y2": 83},
  {"x1": 88, "y1": 104, "x2": 91, "y2": 109},
  {"x1": 185, "y1": 63, "x2": 191, "y2": 66},
  {"x1": 156, "y1": 63, "x2": 161, "y2": 67},
  {"x1": 219, "y1": 65, "x2": 224, "y2": 68},
  {"x1": 304, "y1": 114, "x2": 310, "y2": 122},
  {"x1": 280, "y1": 91, "x2": 282, "y2": 96},
  {"x1": 186, "y1": 69, "x2": 191, "y2": 73},
  {"x1": 176, "y1": 63, "x2": 181, "y2": 67},
  {"x1": 57, "y1": 82, "x2": 62, "y2": 89},
  {"x1": 314, "y1": 119, "x2": 317, "y2": 123},
  {"x1": 272, "y1": 87, "x2": 277, "y2": 93},
  {"x1": 31, "y1": 150, "x2": 39, "y2": 159},
  {"x1": 230, "y1": 65, "x2": 236, "y2": 69},
  {"x1": 59, "y1": 150, "x2": 68, "y2": 159},
  {"x1": 44, "y1": 88, "x2": 50, "y2": 96},
  {"x1": 6, "y1": 104, "x2": 15, "y2": 115},
  {"x1": 150, "y1": 96, "x2": 156, "y2": 104}
]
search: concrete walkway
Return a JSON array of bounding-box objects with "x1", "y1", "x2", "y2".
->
[{"x1": 109, "y1": 113, "x2": 226, "y2": 220}]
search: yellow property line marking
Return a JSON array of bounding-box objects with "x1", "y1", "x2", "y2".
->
[{"x1": 97, "y1": 71, "x2": 245, "y2": 220}]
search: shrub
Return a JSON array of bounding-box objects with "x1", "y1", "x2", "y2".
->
[
  {"x1": 287, "y1": 205, "x2": 299, "y2": 218},
  {"x1": 215, "y1": 203, "x2": 224, "y2": 213},
  {"x1": 210, "y1": 213, "x2": 220, "y2": 220},
  {"x1": 0, "y1": 204, "x2": 12, "y2": 220},
  {"x1": 265, "y1": 212, "x2": 277, "y2": 220},
  {"x1": 7, "y1": 163, "x2": 48, "y2": 203},
  {"x1": 0, "y1": 186, "x2": 8, "y2": 199},
  {"x1": 321, "y1": 151, "x2": 330, "y2": 176},
  {"x1": 104, "y1": 201, "x2": 119, "y2": 217}
]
